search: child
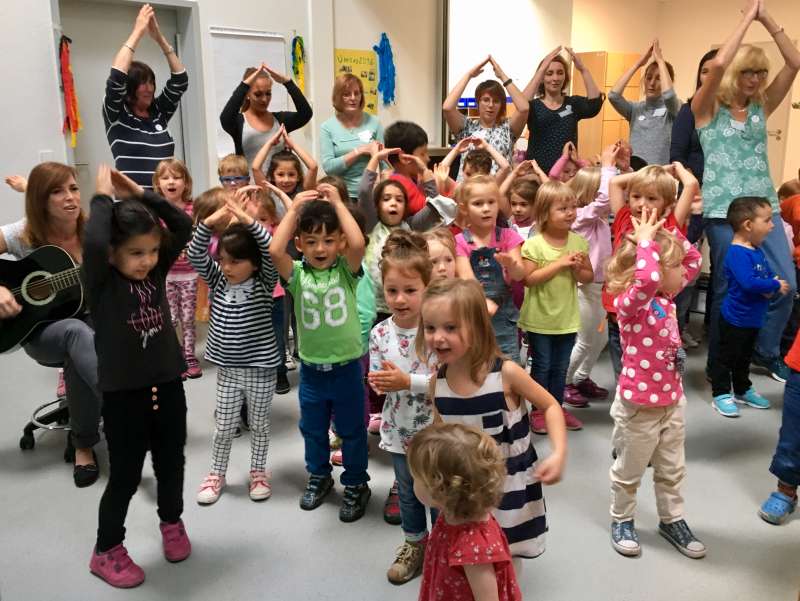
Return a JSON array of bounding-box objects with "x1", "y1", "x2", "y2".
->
[
  {"x1": 419, "y1": 278, "x2": 567, "y2": 563},
  {"x1": 424, "y1": 227, "x2": 457, "y2": 280},
  {"x1": 218, "y1": 154, "x2": 250, "y2": 190},
  {"x1": 269, "y1": 183, "x2": 372, "y2": 522},
  {"x1": 84, "y1": 166, "x2": 193, "y2": 588},
  {"x1": 605, "y1": 207, "x2": 705, "y2": 559},
  {"x1": 520, "y1": 181, "x2": 594, "y2": 432},
  {"x1": 563, "y1": 144, "x2": 619, "y2": 407},
  {"x1": 189, "y1": 190, "x2": 281, "y2": 504},
  {"x1": 252, "y1": 124, "x2": 318, "y2": 211},
  {"x1": 506, "y1": 177, "x2": 539, "y2": 240},
  {"x1": 549, "y1": 141, "x2": 590, "y2": 183},
  {"x1": 759, "y1": 323, "x2": 800, "y2": 525},
  {"x1": 455, "y1": 175, "x2": 527, "y2": 357},
  {"x1": 383, "y1": 121, "x2": 438, "y2": 216},
  {"x1": 191, "y1": 187, "x2": 228, "y2": 323},
  {"x1": 407, "y1": 422, "x2": 522, "y2": 601},
  {"x1": 438, "y1": 136, "x2": 512, "y2": 191},
  {"x1": 366, "y1": 230, "x2": 435, "y2": 584},
  {"x1": 710, "y1": 197, "x2": 789, "y2": 417},
  {"x1": 604, "y1": 163, "x2": 696, "y2": 380},
  {"x1": 153, "y1": 159, "x2": 201, "y2": 379}
]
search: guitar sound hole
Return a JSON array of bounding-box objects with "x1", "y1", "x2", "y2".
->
[{"x1": 26, "y1": 275, "x2": 53, "y2": 301}]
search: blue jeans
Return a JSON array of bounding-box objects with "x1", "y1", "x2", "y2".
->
[
  {"x1": 272, "y1": 297, "x2": 287, "y2": 377},
  {"x1": 607, "y1": 318, "x2": 622, "y2": 382},
  {"x1": 299, "y1": 359, "x2": 369, "y2": 486},
  {"x1": 705, "y1": 215, "x2": 797, "y2": 370},
  {"x1": 390, "y1": 452, "x2": 437, "y2": 541},
  {"x1": 769, "y1": 370, "x2": 800, "y2": 487},
  {"x1": 527, "y1": 332, "x2": 576, "y2": 404}
]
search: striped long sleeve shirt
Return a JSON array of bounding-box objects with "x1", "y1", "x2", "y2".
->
[
  {"x1": 187, "y1": 221, "x2": 280, "y2": 369},
  {"x1": 102, "y1": 67, "x2": 189, "y2": 189}
]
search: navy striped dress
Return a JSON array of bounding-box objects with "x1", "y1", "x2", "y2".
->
[{"x1": 435, "y1": 358, "x2": 547, "y2": 558}]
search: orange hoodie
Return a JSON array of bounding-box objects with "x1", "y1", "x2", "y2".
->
[{"x1": 780, "y1": 193, "x2": 800, "y2": 267}]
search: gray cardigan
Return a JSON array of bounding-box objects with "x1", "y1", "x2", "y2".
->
[{"x1": 608, "y1": 88, "x2": 681, "y2": 166}]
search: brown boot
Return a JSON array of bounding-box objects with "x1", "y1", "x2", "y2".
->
[{"x1": 387, "y1": 539, "x2": 425, "y2": 585}]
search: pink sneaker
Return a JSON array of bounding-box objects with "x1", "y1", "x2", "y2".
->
[
  {"x1": 249, "y1": 470, "x2": 272, "y2": 501},
  {"x1": 197, "y1": 473, "x2": 225, "y2": 505},
  {"x1": 563, "y1": 384, "x2": 590, "y2": 408},
  {"x1": 159, "y1": 520, "x2": 191, "y2": 563},
  {"x1": 576, "y1": 377, "x2": 609, "y2": 400},
  {"x1": 185, "y1": 365, "x2": 203, "y2": 379},
  {"x1": 563, "y1": 407, "x2": 584, "y2": 431},
  {"x1": 89, "y1": 544, "x2": 145, "y2": 588},
  {"x1": 56, "y1": 369, "x2": 66, "y2": 398},
  {"x1": 530, "y1": 410, "x2": 547, "y2": 435},
  {"x1": 331, "y1": 449, "x2": 343, "y2": 466},
  {"x1": 368, "y1": 413, "x2": 382, "y2": 435}
]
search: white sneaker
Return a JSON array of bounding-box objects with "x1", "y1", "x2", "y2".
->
[
  {"x1": 285, "y1": 353, "x2": 297, "y2": 371},
  {"x1": 249, "y1": 470, "x2": 272, "y2": 501},
  {"x1": 197, "y1": 473, "x2": 225, "y2": 505}
]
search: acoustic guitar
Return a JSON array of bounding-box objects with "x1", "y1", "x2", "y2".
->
[{"x1": 0, "y1": 245, "x2": 84, "y2": 353}]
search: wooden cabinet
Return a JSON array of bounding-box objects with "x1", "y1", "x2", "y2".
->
[{"x1": 572, "y1": 51, "x2": 642, "y2": 159}]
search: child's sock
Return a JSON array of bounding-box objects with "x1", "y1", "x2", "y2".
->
[{"x1": 777, "y1": 481, "x2": 798, "y2": 499}]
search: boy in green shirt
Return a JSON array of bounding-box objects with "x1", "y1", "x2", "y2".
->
[{"x1": 270, "y1": 183, "x2": 371, "y2": 522}]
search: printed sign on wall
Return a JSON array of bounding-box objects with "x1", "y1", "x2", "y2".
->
[{"x1": 334, "y1": 49, "x2": 378, "y2": 115}]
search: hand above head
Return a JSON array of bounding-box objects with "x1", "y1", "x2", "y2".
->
[
  {"x1": 566, "y1": 47, "x2": 585, "y2": 71},
  {"x1": 638, "y1": 41, "x2": 655, "y2": 67},
  {"x1": 95, "y1": 164, "x2": 113, "y2": 197},
  {"x1": 110, "y1": 169, "x2": 145, "y2": 199},
  {"x1": 227, "y1": 191, "x2": 256, "y2": 225},
  {"x1": 488, "y1": 55, "x2": 508, "y2": 81},
  {"x1": 4, "y1": 175, "x2": 27, "y2": 193},
  {"x1": 317, "y1": 182, "x2": 343, "y2": 205},
  {"x1": 468, "y1": 56, "x2": 490, "y2": 78},
  {"x1": 433, "y1": 162, "x2": 450, "y2": 191},
  {"x1": 400, "y1": 153, "x2": 427, "y2": 172},
  {"x1": 134, "y1": 4, "x2": 154, "y2": 35},
  {"x1": 542, "y1": 46, "x2": 564, "y2": 66},
  {"x1": 146, "y1": 7, "x2": 163, "y2": 42},
  {"x1": 243, "y1": 64, "x2": 265, "y2": 86},
  {"x1": 601, "y1": 142, "x2": 621, "y2": 168},
  {"x1": 204, "y1": 203, "x2": 232, "y2": 229},
  {"x1": 291, "y1": 189, "x2": 320, "y2": 211},
  {"x1": 372, "y1": 145, "x2": 401, "y2": 161},
  {"x1": 261, "y1": 62, "x2": 289, "y2": 84}
]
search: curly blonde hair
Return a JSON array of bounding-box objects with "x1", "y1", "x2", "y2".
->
[
  {"x1": 407, "y1": 422, "x2": 506, "y2": 522},
  {"x1": 718, "y1": 45, "x2": 770, "y2": 108},
  {"x1": 605, "y1": 229, "x2": 686, "y2": 295},
  {"x1": 568, "y1": 166, "x2": 601, "y2": 208},
  {"x1": 628, "y1": 165, "x2": 678, "y2": 211}
]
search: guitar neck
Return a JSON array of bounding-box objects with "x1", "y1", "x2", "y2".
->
[{"x1": 49, "y1": 268, "x2": 82, "y2": 292}]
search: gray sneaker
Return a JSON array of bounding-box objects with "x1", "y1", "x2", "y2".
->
[
  {"x1": 611, "y1": 520, "x2": 640, "y2": 556},
  {"x1": 658, "y1": 519, "x2": 706, "y2": 559}
]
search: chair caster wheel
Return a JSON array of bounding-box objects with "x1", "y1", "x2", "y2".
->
[{"x1": 20, "y1": 434, "x2": 35, "y2": 450}]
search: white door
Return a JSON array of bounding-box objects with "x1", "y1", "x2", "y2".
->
[{"x1": 58, "y1": 0, "x2": 185, "y2": 199}]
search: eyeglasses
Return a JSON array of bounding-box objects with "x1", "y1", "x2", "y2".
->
[
  {"x1": 219, "y1": 175, "x2": 249, "y2": 184},
  {"x1": 740, "y1": 69, "x2": 768, "y2": 80}
]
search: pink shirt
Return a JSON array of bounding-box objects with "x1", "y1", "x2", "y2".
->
[
  {"x1": 571, "y1": 166, "x2": 614, "y2": 283},
  {"x1": 167, "y1": 200, "x2": 196, "y2": 277},
  {"x1": 614, "y1": 235, "x2": 701, "y2": 407},
  {"x1": 455, "y1": 227, "x2": 523, "y2": 257}
]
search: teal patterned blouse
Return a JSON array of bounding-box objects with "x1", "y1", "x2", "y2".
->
[{"x1": 697, "y1": 103, "x2": 778, "y2": 219}]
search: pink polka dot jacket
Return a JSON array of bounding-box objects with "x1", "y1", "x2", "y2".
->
[{"x1": 614, "y1": 235, "x2": 702, "y2": 407}]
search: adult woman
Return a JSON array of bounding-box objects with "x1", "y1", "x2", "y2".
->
[
  {"x1": 0, "y1": 163, "x2": 102, "y2": 487},
  {"x1": 219, "y1": 62, "x2": 312, "y2": 173},
  {"x1": 522, "y1": 47, "x2": 604, "y2": 173},
  {"x1": 609, "y1": 40, "x2": 680, "y2": 166},
  {"x1": 319, "y1": 74, "x2": 384, "y2": 199},
  {"x1": 693, "y1": 0, "x2": 800, "y2": 381},
  {"x1": 442, "y1": 56, "x2": 529, "y2": 179},
  {"x1": 103, "y1": 4, "x2": 188, "y2": 189}
]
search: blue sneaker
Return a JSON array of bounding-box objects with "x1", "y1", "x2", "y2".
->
[
  {"x1": 658, "y1": 519, "x2": 706, "y2": 559},
  {"x1": 751, "y1": 354, "x2": 789, "y2": 383},
  {"x1": 734, "y1": 388, "x2": 770, "y2": 409},
  {"x1": 712, "y1": 394, "x2": 739, "y2": 417},
  {"x1": 611, "y1": 520, "x2": 640, "y2": 556},
  {"x1": 758, "y1": 491, "x2": 797, "y2": 525}
]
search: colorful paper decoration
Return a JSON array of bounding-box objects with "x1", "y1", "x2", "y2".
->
[
  {"x1": 372, "y1": 33, "x2": 395, "y2": 106},
  {"x1": 291, "y1": 35, "x2": 306, "y2": 93},
  {"x1": 59, "y1": 35, "x2": 82, "y2": 148}
]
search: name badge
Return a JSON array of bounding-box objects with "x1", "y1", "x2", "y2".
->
[
  {"x1": 729, "y1": 119, "x2": 746, "y2": 131},
  {"x1": 638, "y1": 115, "x2": 646, "y2": 121},
  {"x1": 652, "y1": 107, "x2": 667, "y2": 117},
  {"x1": 558, "y1": 105, "x2": 573, "y2": 118},
  {"x1": 357, "y1": 129, "x2": 374, "y2": 143}
]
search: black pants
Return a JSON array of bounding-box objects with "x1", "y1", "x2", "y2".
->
[
  {"x1": 96, "y1": 379, "x2": 187, "y2": 552},
  {"x1": 710, "y1": 316, "x2": 757, "y2": 397}
]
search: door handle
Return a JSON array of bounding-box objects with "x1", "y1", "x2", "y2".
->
[{"x1": 768, "y1": 129, "x2": 782, "y2": 141}]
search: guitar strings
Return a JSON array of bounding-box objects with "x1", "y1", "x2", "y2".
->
[{"x1": 9, "y1": 268, "x2": 81, "y2": 297}]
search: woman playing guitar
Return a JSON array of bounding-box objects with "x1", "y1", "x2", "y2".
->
[{"x1": 1, "y1": 162, "x2": 101, "y2": 487}]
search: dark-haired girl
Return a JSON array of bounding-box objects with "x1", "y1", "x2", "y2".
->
[
  {"x1": 188, "y1": 190, "x2": 280, "y2": 507},
  {"x1": 84, "y1": 166, "x2": 193, "y2": 588},
  {"x1": 103, "y1": 3, "x2": 188, "y2": 189}
]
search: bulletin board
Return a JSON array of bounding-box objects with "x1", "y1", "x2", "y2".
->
[
  {"x1": 334, "y1": 48, "x2": 378, "y2": 115},
  {"x1": 210, "y1": 26, "x2": 289, "y2": 158}
]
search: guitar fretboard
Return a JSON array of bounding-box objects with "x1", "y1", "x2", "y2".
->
[{"x1": 49, "y1": 268, "x2": 81, "y2": 292}]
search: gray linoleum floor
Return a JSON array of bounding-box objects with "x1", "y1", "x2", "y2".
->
[{"x1": 1, "y1": 328, "x2": 798, "y2": 601}]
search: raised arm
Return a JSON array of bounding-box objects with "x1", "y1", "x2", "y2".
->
[
  {"x1": 283, "y1": 133, "x2": 319, "y2": 190},
  {"x1": 264, "y1": 63, "x2": 313, "y2": 132},
  {"x1": 669, "y1": 162, "x2": 699, "y2": 228},
  {"x1": 692, "y1": 0, "x2": 759, "y2": 126},
  {"x1": 567, "y1": 47, "x2": 601, "y2": 98},
  {"x1": 270, "y1": 191, "x2": 316, "y2": 280},
  {"x1": 758, "y1": 4, "x2": 800, "y2": 117},
  {"x1": 609, "y1": 171, "x2": 638, "y2": 216},
  {"x1": 442, "y1": 58, "x2": 488, "y2": 135},
  {"x1": 147, "y1": 10, "x2": 184, "y2": 74},
  {"x1": 187, "y1": 218, "x2": 225, "y2": 289},
  {"x1": 83, "y1": 165, "x2": 116, "y2": 291},
  {"x1": 251, "y1": 125, "x2": 285, "y2": 187},
  {"x1": 611, "y1": 43, "x2": 652, "y2": 98},
  {"x1": 521, "y1": 46, "x2": 563, "y2": 100},
  {"x1": 320, "y1": 183, "x2": 364, "y2": 272},
  {"x1": 220, "y1": 67, "x2": 261, "y2": 143},
  {"x1": 489, "y1": 56, "x2": 530, "y2": 138},
  {"x1": 111, "y1": 4, "x2": 151, "y2": 73}
]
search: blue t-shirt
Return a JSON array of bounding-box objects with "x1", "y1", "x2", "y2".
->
[{"x1": 721, "y1": 244, "x2": 780, "y2": 328}]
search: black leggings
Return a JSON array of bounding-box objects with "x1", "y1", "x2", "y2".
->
[{"x1": 96, "y1": 379, "x2": 187, "y2": 552}]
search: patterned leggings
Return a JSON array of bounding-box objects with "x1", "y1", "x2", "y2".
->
[
  {"x1": 166, "y1": 278, "x2": 198, "y2": 368},
  {"x1": 211, "y1": 367, "x2": 276, "y2": 475}
]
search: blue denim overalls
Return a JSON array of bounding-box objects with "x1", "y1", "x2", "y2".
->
[{"x1": 462, "y1": 227, "x2": 519, "y2": 356}]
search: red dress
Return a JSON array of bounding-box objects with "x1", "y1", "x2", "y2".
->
[{"x1": 418, "y1": 514, "x2": 521, "y2": 601}]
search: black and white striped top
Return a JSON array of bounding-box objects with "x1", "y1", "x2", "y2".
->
[
  {"x1": 102, "y1": 67, "x2": 188, "y2": 189},
  {"x1": 187, "y1": 221, "x2": 280, "y2": 369},
  {"x1": 435, "y1": 358, "x2": 547, "y2": 558}
]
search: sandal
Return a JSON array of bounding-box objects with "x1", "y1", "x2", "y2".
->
[{"x1": 758, "y1": 491, "x2": 797, "y2": 525}]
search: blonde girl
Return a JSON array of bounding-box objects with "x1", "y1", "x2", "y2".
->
[
  {"x1": 520, "y1": 181, "x2": 593, "y2": 433},
  {"x1": 424, "y1": 227, "x2": 457, "y2": 280},
  {"x1": 563, "y1": 144, "x2": 619, "y2": 407},
  {"x1": 153, "y1": 159, "x2": 200, "y2": 379},
  {"x1": 604, "y1": 208, "x2": 704, "y2": 559},
  {"x1": 367, "y1": 230, "x2": 435, "y2": 585},
  {"x1": 408, "y1": 422, "x2": 522, "y2": 601},
  {"x1": 419, "y1": 278, "x2": 567, "y2": 563}
]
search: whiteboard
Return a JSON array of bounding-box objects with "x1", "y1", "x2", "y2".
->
[{"x1": 210, "y1": 26, "x2": 289, "y2": 158}]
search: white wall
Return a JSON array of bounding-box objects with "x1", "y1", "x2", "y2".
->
[
  {"x1": 570, "y1": 0, "x2": 658, "y2": 54},
  {"x1": 0, "y1": 0, "x2": 67, "y2": 225}
]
